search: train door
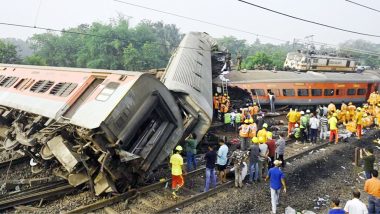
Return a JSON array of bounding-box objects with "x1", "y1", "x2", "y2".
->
[
  {"x1": 366, "y1": 83, "x2": 374, "y2": 99},
  {"x1": 64, "y1": 77, "x2": 105, "y2": 118}
]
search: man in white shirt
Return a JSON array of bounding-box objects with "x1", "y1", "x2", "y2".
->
[
  {"x1": 344, "y1": 190, "x2": 368, "y2": 214},
  {"x1": 309, "y1": 113, "x2": 320, "y2": 144}
]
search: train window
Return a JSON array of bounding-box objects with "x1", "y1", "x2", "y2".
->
[
  {"x1": 282, "y1": 89, "x2": 295, "y2": 96},
  {"x1": 311, "y1": 89, "x2": 322, "y2": 96},
  {"x1": 357, "y1": 88, "x2": 366, "y2": 95},
  {"x1": 297, "y1": 89, "x2": 309, "y2": 96},
  {"x1": 30, "y1": 80, "x2": 55, "y2": 93},
  {"x1": 251, "y1": 89, "x2": 265, "y2": 96},
  {"x1": 0, "y1": 76, "x2": 19, "y2": 88},
  {"x1": 96, "y1": 82, "x2": 119, "y2": 101},
  {"x1": 324, "y1": 89, "x2": 334, "y2": 96},
  {"x1": 347, "y1": 89, "x2": 356, "y2": 95},
  {"x1": 50, "y1": 82, "x2": 78, "y2": 97}
]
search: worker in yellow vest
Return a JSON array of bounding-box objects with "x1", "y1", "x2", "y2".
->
[
  {"x1": 286, "y1": 108, "x2": 297, "y2": 137},
  {"x1": 328, "y1": 113, "x2": 338, "y2": 144},
  {"x1": 355, "y1": 107, "x2": 364, "y2": 139},
  {"x1": 248, "y1": 118, "x2": 257, "y2": 139},
  {"x1": 239, "y1": 120, "x2": 251, "y2": 151},
  {"x1": 347, "y1": 102, "x2": 356, "y2": 122},
  {"x1": 375, "y1": 103, "x2": 380, "y2": 129},
  {"x1": 257, "y1": 123, "x2": 268, "y2": 143}
]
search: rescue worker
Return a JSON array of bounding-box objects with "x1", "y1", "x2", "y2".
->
[
  {"x1": 328, "y1": 113, "x2": 339, "y2": 144},
  {"x1": 368, "y1": 91, "x2": 378, "y2": 109},
  {"x1": 348, "y1": 102, "x2": 356, "y2": 122},
  {"x1": 305, "y1": 109, "x2": 311, "y2": 141},
  {"x1": 375, "y1": 103, "x2": 380, "y2": 129},
  {"x1": 340, "y1": 102, "x2": 348, "y2": 124},
  {"x1": 252, "y1": 102, "x2": 260, "y2": 121},
  {"x1": 257, "y1": 123, "x2": 269, "y2": 144},
  {"x1": 295, "y1": 109, "x2": 301, "y2": 125},
  {"x1": 328, "y1": 101, "x2": 336, "y2": 118},
  {"x1": 355, "y1": 107, "x2": 364, "y2": 139},
  {"x1": 248, "y1": 118, "x2": 257, "y2": 139},
  {"x1": 300, "y1": 111, "x2": 307, "y2": 144},
  {"x1": 235, "y1": 110, "x2": 242, "y2": 132},
  {"x1": 291, "y1": 124, "x2": 301, "y2": 143},
  {"x1": 220, "y1": 102, "x2": 228, "y2": 122},
  {"x1": 248, "y1": 104, "x2": 254, "y2": 116},
  {"x1": 266, "y1": 132, "x2": 276, "y2": 169},
  {"x1": 213, "y1": 93, "x2": 220, "y2": 118},
  {"x1": 225, "y1": 50, "x2": 232, "y2": 71},
  {"x1": 170, "y1": 145, "x2": 185, "y2": 198},
  {"x1": 236, "y1": 51, "x2": 242, "y2": 71},
  {"x1": 286, "y1": 108, "x2": 297, "y2": 136},
  {"x1": 239, "y1": 120, "x2": 251, "y2": 151},
  {"x1": 224, "y1": 111, "x2": 232, "y2": 131}
]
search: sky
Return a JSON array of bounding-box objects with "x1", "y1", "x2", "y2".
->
[{"x1": 0, "y1": 0, "x2": 380, "y2": 46}]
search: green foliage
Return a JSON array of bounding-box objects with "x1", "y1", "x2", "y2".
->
[
  {"x1": 23, "y1": 54, "x2": 46, "y2": 65},
  {"x1": 0, "y1": 40, "x2": 20, "y2": 63},
  {"x1": 339, "y1": 39, "x2": 380, "y2": 69},
  {"x1": 27, "y1": 17, "x2": 182, "y2": 71},
  {"x1": 243, "y1": 52, "x2": 273, "y2": 69}
]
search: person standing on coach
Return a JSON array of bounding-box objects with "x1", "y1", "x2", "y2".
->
[
  {"x1": 204, "y1": 145, "x2": 217, "y2": 192},
  {"x1": 185, "y1": 133, "x2": 198, "y2": 172},
  {"x1": 170, "y1": 145, "x2": 186, "y2": 198},
  {"x1": 266, "y1": 160, "x2": 286, "y2": 214}
]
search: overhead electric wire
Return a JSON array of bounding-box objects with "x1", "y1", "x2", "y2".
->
[
  {"x1": 237, "y1": 0, "x2": 380, "y2": 38},
  {"x1": 0, "y1": 22, "x2": 210, "y2": 52},
  {"x1": 113, "y1": 0, "x2": 289, "y2": 43},
  {"x1": 344, "y1": 0, "x2": 380, "y2": 13}
]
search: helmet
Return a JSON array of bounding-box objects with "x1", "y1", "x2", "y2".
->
[
  {"x1": 175, "y1": 145, "x2": 183, "y2": 151},
  {"x1": 266, "y1": 131, "x2": 273, "y2": 139},
  {"x1": 251, "y1": 137, "x2": 259, "y2": 144},
  {"x1": 249, "y1": 118, "x2": 254, "y2": 123},
  {"x1": 357, "y1": 107, "x2": 362, "y2": 111},
  {"x1": 263, "y1": 123, "x2": 268, "y2": 128},
  {"x1": 253, "y1": 102, "x2": 257, "y2": 105},
  {"x1": 215, "y1": 93, "x2": 218, "y2": 96},
  {"x1": 300, "y1": 111, "x2": 305, "y2": 115},
  {"x1": 377, "y1": 103, "x2": 380, "y2": 107},
  {"x1": 228, "y1": 96, "x2": 230, "y2": 99},
  {"x1": 306, "y1": 109, "x2": 310, "y2": 113},
  {"x1": 295, "y1": 124, "x2": 299, "y2": 127},
  {"x1": 349, "y1": 102, "x2": 353, "y2": 105},
  {"x1": 244, "y1": 119, "x2": 249, "y2": 124},
  {"x1": 224, "y1": 93, "x2": 227, "y2": 96},
  {"x1": 333, "y1": 113, "x2": 338, "y2": 117},
  {"x1": 258, "y1": 136, "x2": 265, "y2": 143},
  {"x1": 363, "y1": 113, "x2": 368, "y2": 117}
]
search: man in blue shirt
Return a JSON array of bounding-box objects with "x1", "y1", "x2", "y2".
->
[
  {"x1": 266, "y1": 160, "x2": 286, "y2": 214},
  {"x1": 216, "y1": 139, "x2": 229, "y2": 183},
  {"x1": 328, "y1": 198, "x2": 345, "y2": 214}
]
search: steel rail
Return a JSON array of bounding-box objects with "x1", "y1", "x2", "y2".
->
[{"x1": 0, "y1": 156, "x2": 29, "y2": 170}]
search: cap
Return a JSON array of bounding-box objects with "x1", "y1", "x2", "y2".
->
[
  {"x1": 357, "y1": 107, "x2": 362, "y2": 111},
  {"x1": 263, "y1": 123, "x2": 268, "y2": 128},
  {"x1": 300, "y1": 111, "x2": 305, "y2": 115},
  {"x1": 253, "y1": 102, "x2": 257, "y2": 105},
  {"x1": 306, "y1": 109, "x2": 310, "y2": 113},
  {"x1": 274, "y1": 160, "x2": 282, "y2": 166},
  {"x1": 349, "y1": 102, "x2": 353, "y2": 105},
  {"x1": 251, "y1": 137, "x2": 259, "y2": 144},
  {"x1": 214, "y1": 93, "x2": 218, "y2": 96},
  {"x1": 295, "y1": 124, "x2": 299, "y2": 127},
  {"x1": 175, "y1": 145, "x2": 183, "y2": 151}
]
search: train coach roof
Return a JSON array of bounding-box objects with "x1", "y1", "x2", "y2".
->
[
  {"x1": 213, "y1": 70, "x2": 380, "y2": 83},
  {"x1": 0, "y1": 64, "x2": 143, "y2": 76}
]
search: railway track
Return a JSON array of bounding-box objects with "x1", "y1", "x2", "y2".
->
[
  {"x1": 67, "y1": 142, "x2": 330, "y2": 214},
  {"x1": 0, "y1": 156, "x2": 29, "y2": 170},
  {"x1": 0, "y1": 181, "x2": 75, "y2": 211}
]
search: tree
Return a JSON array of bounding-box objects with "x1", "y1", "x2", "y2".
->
[
  {"x1": 243, "y1": 52, "x2": 273, "y2": 70},
  {"x1": 23, "y1": 55, "x2": 47, "y2": 65},
  {"x1": 0, "y1": 40, "x2": 20, "y2": 63}
]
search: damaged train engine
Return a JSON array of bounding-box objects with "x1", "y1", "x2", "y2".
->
[{"x1": 0, "y1": 32, "x2": 222, "y2": 195}]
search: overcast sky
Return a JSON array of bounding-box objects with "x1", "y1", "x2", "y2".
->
[{"x1": 1, "y1": 0, "x2": 380, "y2": 45}]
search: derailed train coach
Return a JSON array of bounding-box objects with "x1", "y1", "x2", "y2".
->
[{"x1": 0, "y1": 32, "x2": 221, "y2": 195}]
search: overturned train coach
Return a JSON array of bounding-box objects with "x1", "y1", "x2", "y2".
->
[
  {"x1": 214, "y1": 70, "x2": 380, "y2": 108},
  {"x1": 0, "y1": 32, "x2": 220, "y2": 195}
]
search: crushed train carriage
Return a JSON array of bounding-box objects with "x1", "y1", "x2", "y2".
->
[{"x1": 0, "y1": 32, "x2": 222, "y2": 195}]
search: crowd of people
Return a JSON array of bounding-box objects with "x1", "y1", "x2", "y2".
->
[{"x1": 169, "y1": 91, "x2": 380, "y2": 213}]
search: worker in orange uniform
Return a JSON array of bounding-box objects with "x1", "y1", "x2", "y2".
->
[
  {"x1": 213, "y1": 93, "x2": 220, "y2": 119},
  {"x1": 170, "y1": 145, "x2": 186, "y2": 198},
  {"x1": 257, "y1": 123, "x2": 268, "y2": 143},
  {"x1": 226, "y1": 96, "x2": 231, "y2": 110},
  {"x1": 355, "y1": 107, "x2": 364, "y2": 139},
  {"x1": 328, "y1": 101, "x2": 336, "y2": 118},
  {"x1": 328, "y1": 113, "x2": 339, "y2": 144},
  {"x1": 348, "y1": 102, "x2": 356, "y2": 122},
  {"x1": 252, "y1": 102, "x2": 260, "y2": 121},
  {"x1": 239, "y1": 120, "x2": 251, "y2": 151},
  {"x1": 286, "y1": 108, "x2": 297, "y2": 137},
  {"x1": 248, "y1": 118, "x2": 257, "y2": 139}
]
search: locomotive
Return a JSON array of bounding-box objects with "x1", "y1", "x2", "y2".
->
[{"x1": 0, "y1": 32, "x2": 221, "y2": 195}]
